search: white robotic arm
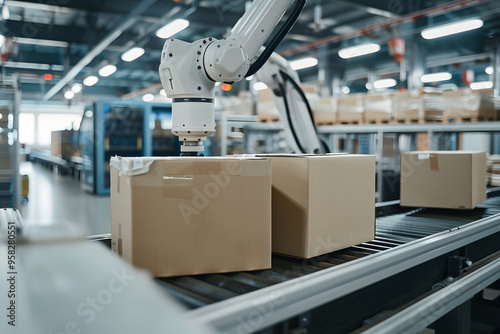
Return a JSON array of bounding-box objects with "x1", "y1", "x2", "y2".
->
[
  {"x1": 159, "y1": 0, "x2": 305, "y2": 155},
  {"x1": 256, "y1": 52, "x2": 323, "y2": 154}
]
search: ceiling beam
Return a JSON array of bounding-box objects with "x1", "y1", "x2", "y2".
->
[{"x1": 42, "y1": 0, "x2": 157, "y2": 101}]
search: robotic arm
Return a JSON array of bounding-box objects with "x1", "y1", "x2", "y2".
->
[{"x1": 159, "y1": 0, "x2": 307, "y2": 155}]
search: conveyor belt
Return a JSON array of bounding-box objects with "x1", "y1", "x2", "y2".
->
[{"x1": 154, "y1": 192, "x2": 500, "y2": 311}]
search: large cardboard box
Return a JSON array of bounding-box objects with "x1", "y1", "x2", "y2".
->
[
  {"x1": 401, "y1": 151, "x2": 487, "y2": 209},
  {"x1": 110, "y1": 156, "x2": 272, "y2": 277},
  {"x1": 259, "y1": 154, "x2": 376, "y2": 259}
]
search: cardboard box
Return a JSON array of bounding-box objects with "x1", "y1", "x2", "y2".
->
[
  {"x1": 364, "y1": 94, "x2": 394, "y2": 123},
  {"x1": 311, "y1": 97, "x2": 337, "y2": 125},
  {"x1": 259, "y1": 154, "x2": 376, "y2": 259},
  {"x1": 393, "y1": 90, "x2": 422, "y2": 121},
  {"x1": 401, "y1": 151, "x2": 487, "y2": 209},
  {"x1": 51, "y1": 130, "x2": 76, "y2": 157},
  {"x1": 443, "y1": 88, "x2": 496, "y2": 120},
  {"x1": 257, "y1": 89, "x2": 280, "y2": 119},
  {"x1": 110, "y1": 156, "x2": 272, "y2": 277}
]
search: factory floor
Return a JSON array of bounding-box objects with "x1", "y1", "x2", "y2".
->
[{"x1": 19, "y1": 162, "x2": 111, "y2": 235}]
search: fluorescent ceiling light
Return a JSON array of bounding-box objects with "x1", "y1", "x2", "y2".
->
[
  {"x1": 2, "y1": 6, "x2": 10, "y2": 20},
  {"x1": 338, "y1": 43, "x2": 380, "y2": 59},
  {"x1": 156, "y1": 19, "x2": 189, "y2": 39},
  {"x1": 374, "y1": 78, "x2": 397, "y2": 89},
  {"x1": 13, "y1": 37, "x2": 69, "y2": 48},
  {"x1": 253, "y1": 82, "x2": 268, "y2": 91},
  {"x1": 341, "y1": 86, "x2": 350, "y2": 94},
  {"x1": 51, "y1": 65, "x2": 64, "y2": 71},
  {"x1": 64, "y1": 91, "x2": 75, "y2": 100},
  {"x1": 421, "y1": 72, "x2": 452, "y2": 83},
  {"x1": 71, "y1": 83, "x2": 82, "y2": 94},
  {"x1": 159, "y1": 89, "x2": 167, "y2": 96},
  {"x1": 485, "y1": 66, "x2": 493, "y2": 75},
  {"x1": 2, "y1": 61, "x2": 50, "y2": 70},
  {"x1": 83, "y1": 76, "x2": 99, "y2": 87},
  {"x1": 98, "y1": 65, "x2": 117, "y2": 77},
  {"x1": 421, "y1": 19, "x2": 483, "y2": 40},
  {"x1": 121, "y1": 47, "x2": 145, "y2": 62},
  {"x1": 290, "y1": 57, "x2": 318, "y2": 70},
  {"x1": 470, "y1": 81, "x2": 493, "y2": 90},
  {"x1": 143, "y1": 94, "x2": 154, "y2": 102}
]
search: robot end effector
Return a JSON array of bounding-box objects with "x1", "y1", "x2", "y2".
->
[{"x1": 158, "y1": 0, "x2": 305, "y2": 154}]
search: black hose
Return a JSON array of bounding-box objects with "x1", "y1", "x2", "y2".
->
[
  {"x1": 245, "y1": 0, "x2": 306, "y2": 78},
  {"x1": 279, "y1": 70, "x2": 331, "y2": 153},
  {"x1": 275, "y1": 75, "x2": 306, "y2": 154}
]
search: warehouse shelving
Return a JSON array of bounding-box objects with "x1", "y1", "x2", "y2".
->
[
  {"x1": 317, "y1": 122, "x2": 500, "y2": 201},
  {"x1": 0, "y1": 81, "x2": 21, "y2": 209},
  {"x1": 83, "y1": 100, "x2": 177, "y2": 195}
]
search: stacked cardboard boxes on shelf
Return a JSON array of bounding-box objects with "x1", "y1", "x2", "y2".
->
[
  {"x1": 393, "y1": 90, "x2": 422, "y2": 122},
  {"x1": 311, "y1": 97, "x2": 337, "y2": 125},
  {"x1": 363, "y1": 93, "x2": 394, "y2": 124},
  {"x1": 337, "y1": 94, "x2": 364, "y2": 124},
  {"x1": 443, "y1": 88, "x2": 496, "y2": 121},
  {"x1": 51, "y1": 130, "x2": 78, "y2": 157},
  {"x1": 219, "y1": 91, "x2": 253, "y2": 117},
  {"x1": 257, "y1": 89, "x2": 281, "y2": 122}
]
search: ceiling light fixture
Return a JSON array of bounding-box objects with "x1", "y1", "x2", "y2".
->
[
  {"x1": 156, "y1": 19, "x2": 190, "y2": 39},
  {"x1": 143, "y1": 94, "x2": 154, "y2": 102},
  {"x1": 2, "y1": 6, "x2": 10, "y2": 20},
  {"x1": 421, "y1": 72, "x2": 452, "y2": 83},
  {"x1": 253, "y1": 82, "x2": 268, "y2": 91},
  {"x1": 71, "y1": 83, "x2": 83, "y2": 94},
  {"x1": 290, "y1": 57, "x2": 318, "y2": 70},
  {"x1": 470, "y1": 81, "x2": 493, "y2": 90},
  {"x1": 373, "y1": 78, "x2": 397, "y2": 89},
  {"x1": 64, "y1": 91, "x2": 75, "y2": 100},
  {"x1": 98, "y1": 65, "x2": 117, "y2": 77},
  {"x1": 121, "y1": 47, "x2": 145, "y2": 62},
  {"x1": 83, "y1": 76, "x2": 99, "y2": 87},
  {"x1": 485, "y1": 66, "x2": 493, "y2": 75},
  {"x1": 338, "y1": 43, "x2": 380, "y2": 59},
  {"x1": 421, "y1": 19, "x2": 483, "y2": 40}
]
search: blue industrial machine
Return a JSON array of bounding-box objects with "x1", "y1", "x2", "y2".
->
[{"x1": 80, "y1": 99, "x2": 178, "y2": 195}]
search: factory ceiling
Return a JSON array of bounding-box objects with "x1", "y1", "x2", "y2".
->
[{"x1": 1, "y1": 0, "x2": 500, "y2": 101}]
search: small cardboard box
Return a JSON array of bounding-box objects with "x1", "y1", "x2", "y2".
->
[
  {"x1": 400, "y1": 151, "x2": 487, "y2": 209},
  {"x1": 110, "y1": 156, "x2": 272, "y2": 277},
  {"x1": 259, "y1": 154, "x2": 376, "y2": 259}
]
